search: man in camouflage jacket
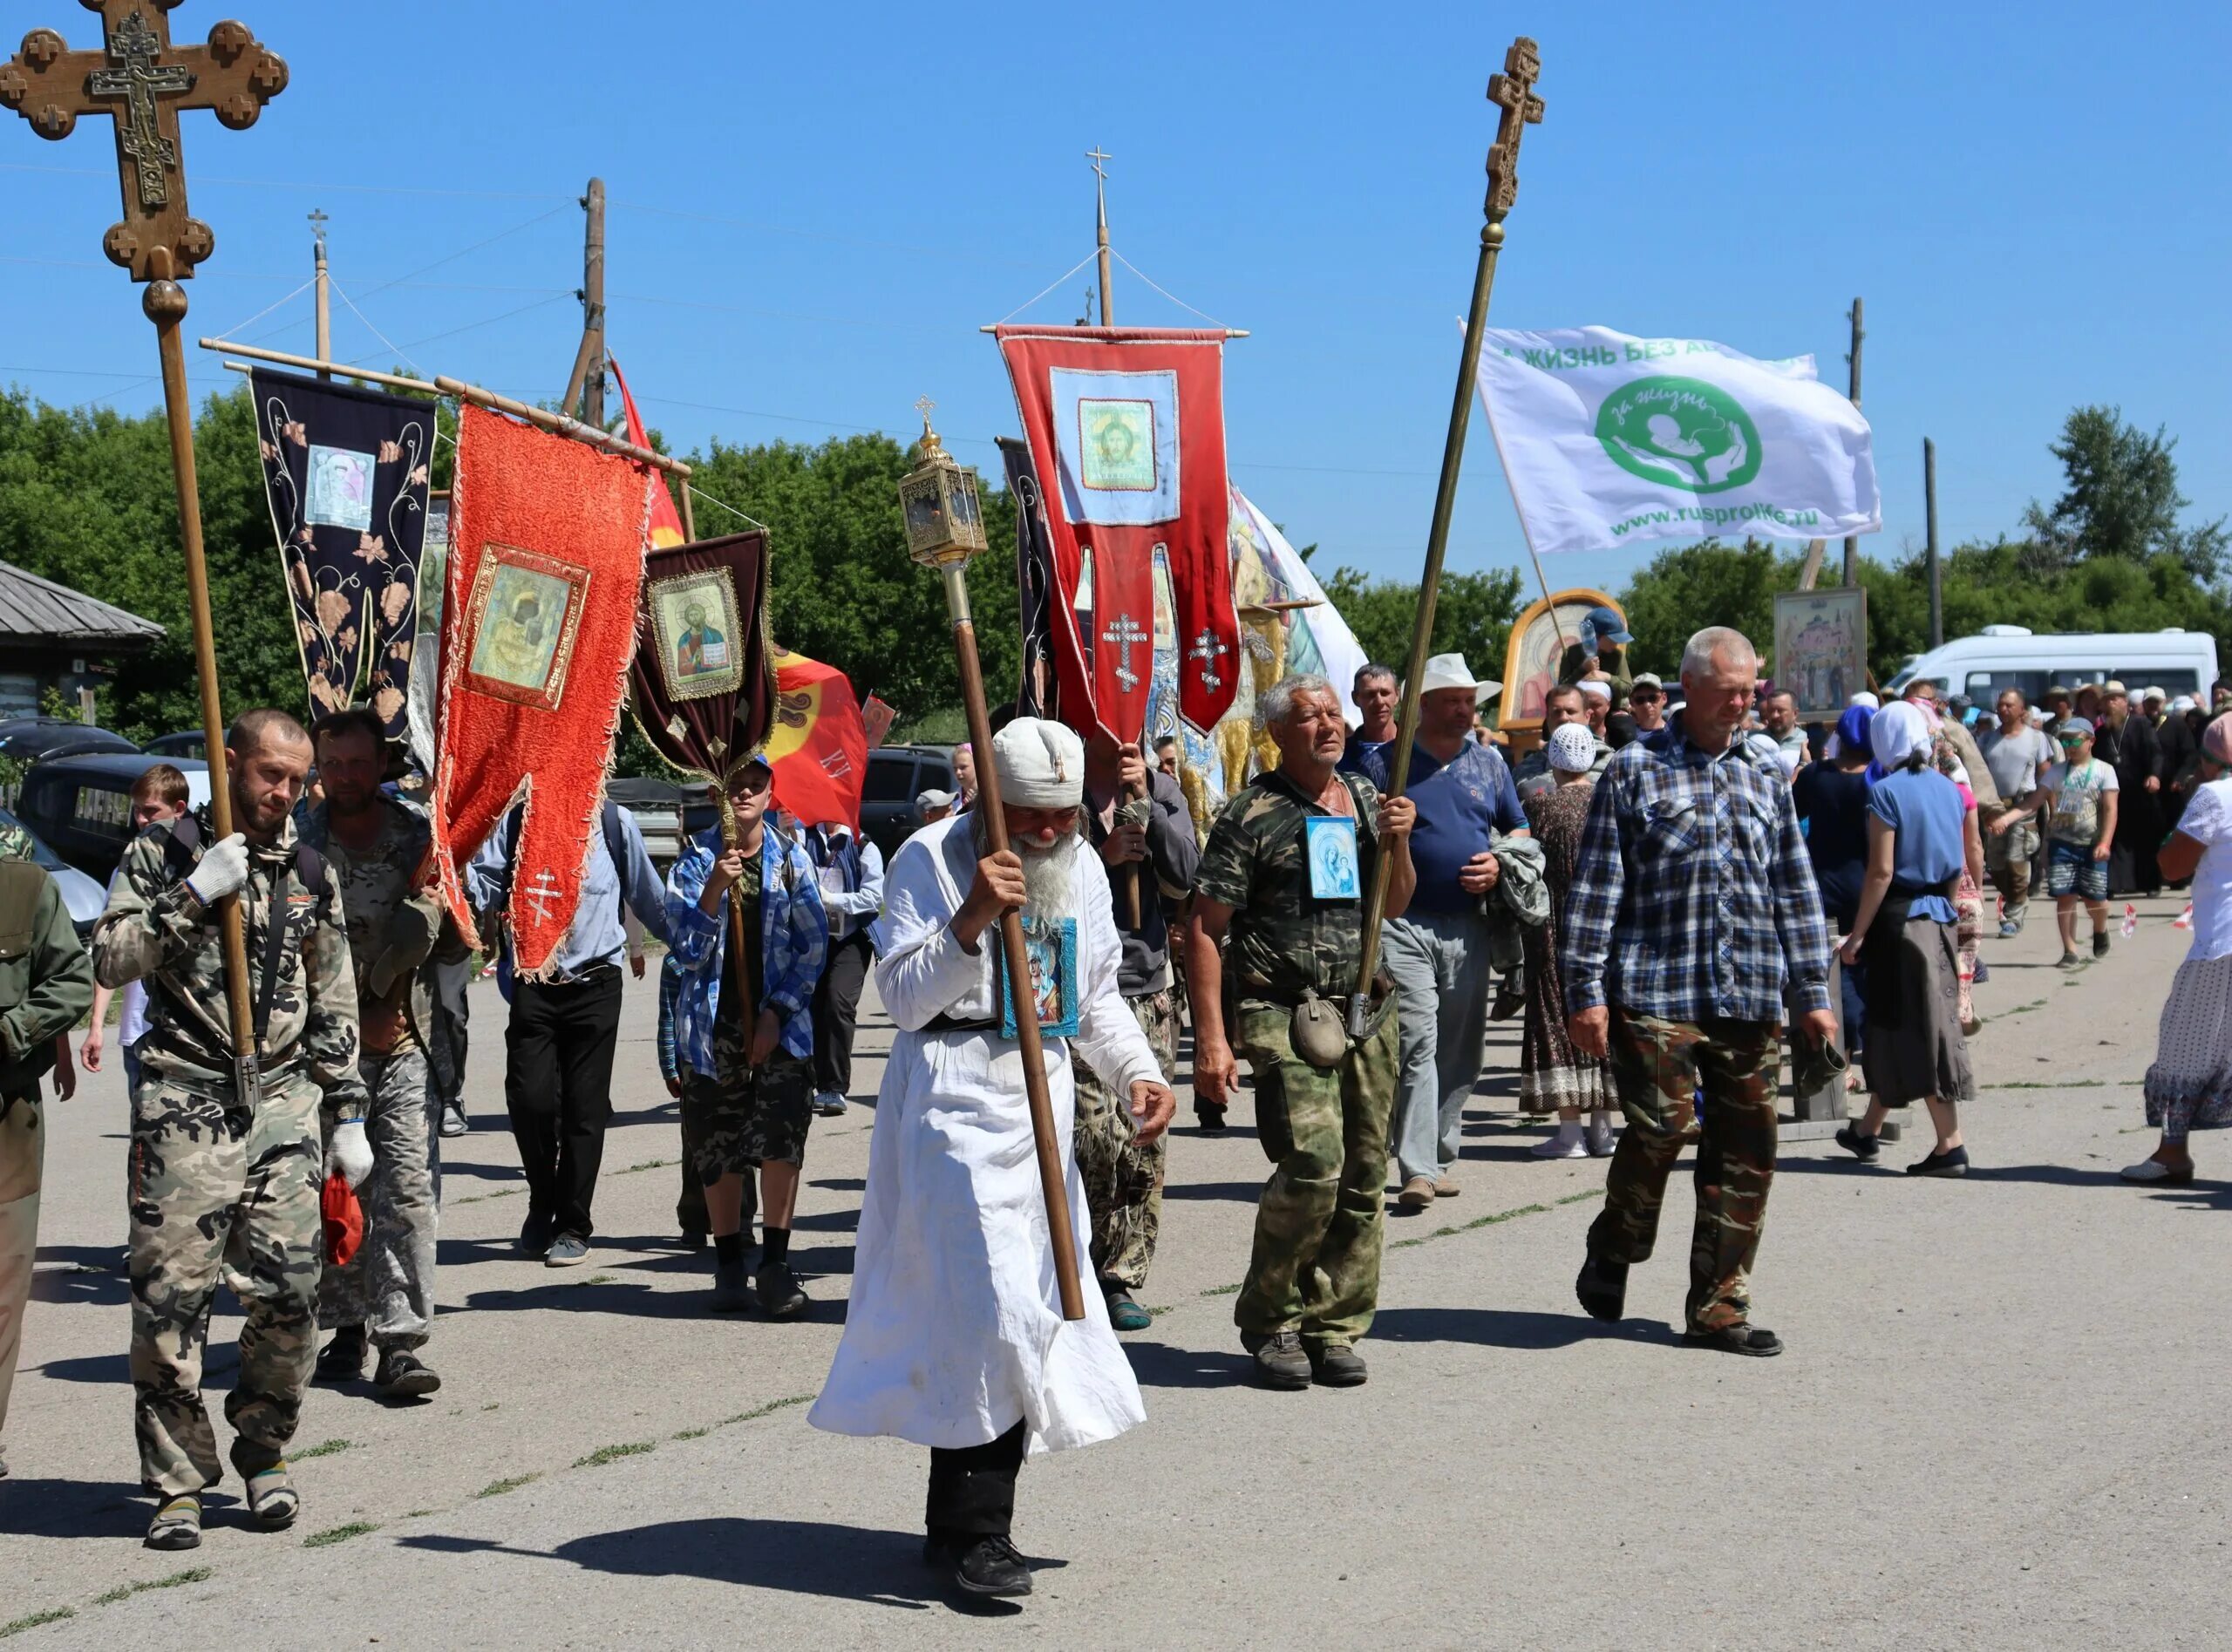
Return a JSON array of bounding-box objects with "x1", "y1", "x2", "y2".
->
[{"x1": 93, "y1": 710, "x2": 369, "y2": 1550}]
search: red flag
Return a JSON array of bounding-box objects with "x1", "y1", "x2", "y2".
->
[
  {"x1": 429, "y1": 405, "x2": 656, "y2": 972},
  {"x1": 995, "y1": 325, "x2": 1239, "y2": 741},
  {"x1": 611, "y1": 355, "x2": 687, "y2": 549},
  {"x1": 766, "y1": 647, "x2": 868, "y2": 832},
  {"x1": 861, "y1": 694, "x2": 897, "y2": 750}
]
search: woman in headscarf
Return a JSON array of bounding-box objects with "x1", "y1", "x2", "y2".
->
[
  {"x1": 2121, "y1": 712, "x2": 2232, "y2": 1183},
  {"x1": 1521, "y1": 723, "x2": 1616, "y2": 1158},
  {"x1": 1931, "y1": 741, "x2": 1989, "y2": 1034},
  {"x1": 1794, "y1": 702, "x2": 1877, "y2": 1080},
  {"x1": 1833, "y1": 701, "x2": 1977, "y2": 1175}
]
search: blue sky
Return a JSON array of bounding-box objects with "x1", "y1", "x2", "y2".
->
[{"x1": 4, "y1": 2, "x2": 2226, "y2": 596}]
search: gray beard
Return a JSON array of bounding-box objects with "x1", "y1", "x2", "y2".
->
[{"x1": 973, "y1": 813, "x2": 1077, "y2": 928}]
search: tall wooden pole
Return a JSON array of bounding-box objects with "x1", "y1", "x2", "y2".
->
[
  {"x1": 310, "y1": 208, "x2": 330, "y2": 381},
  {"x1": 1925, "y1": 437, "x2": 1943, "y2": 649},
  {"x1": 1842, "y1": 297, "x2": 1864, "y2": 586},
  {"x1": 1089, "y1": 146, "x2": 1114, "y2": 326},
  {"x1": 1350, "y1": 37, "x2": 1544, "y2": 1034},
  {"x1": 560, "y1": 177, "x2": 607, "y2": 420},
  {"x1": 941, "y1": 560, "x2": 1086, "y2": 1322}
]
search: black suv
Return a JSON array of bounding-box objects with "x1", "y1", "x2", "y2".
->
[{"x1": 861, "y1": 744, "x2": 957, "y2": 860}]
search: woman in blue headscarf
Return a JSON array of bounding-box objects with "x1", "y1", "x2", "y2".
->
[{"x1": 1793, "y1": 701, "x2": 1878, "y2": 1077}]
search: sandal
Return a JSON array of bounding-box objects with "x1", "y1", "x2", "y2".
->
[
  {"x1": 146, "y1": 1492, "x2": 202, "y2": 1551},
  {"x1": 246, "y1": 1465, "x2": 300, "y2": 1529}
]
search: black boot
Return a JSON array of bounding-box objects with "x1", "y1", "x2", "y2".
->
[
  {"x1": 1574, "y1": 1255, "x2": 1629, "y2": 1322},
  {"x1": 314, "y1": 1325, "x2": 366, "y2": 1384},
  {"x1": 923, "y1": 1532, "x2": 1032, "y2": 1598}
]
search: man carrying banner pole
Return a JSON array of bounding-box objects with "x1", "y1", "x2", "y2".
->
[{"x1": 1350, "y1": 36, "x2": 1546, "y2": 1035}]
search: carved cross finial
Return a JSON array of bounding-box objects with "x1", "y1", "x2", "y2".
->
[
  {"x1": 915, "y1": 395, "x2": 936, "y2": 436},
  {"x1": 308, "y1": 206, "x2": 327, "y2": 250},
  {"x1": 2, "y1": 2, "x2": 289, "y2": 280},
  {"x1": 1484, "y1": 35, "x2": 1545, "y2": 219},
  {"x1": 1085, "y1": 145, "x2": 1112, "y2": 183}
]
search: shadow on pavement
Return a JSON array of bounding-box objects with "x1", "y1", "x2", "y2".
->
[
  {"x1": 1121, "y1": 1340, "x2": 1255, "y2": 1389},
  {"x1": 1371, "y1": 1306, "x2": 1677, "y2": 1350},
  {"x1": 1158, "y1": 1180, "x2": 1266, "y2": 1204},
  {"x1": 31, "y1": 1245, "x2": 130, "y2": 1307},
  {"x1": 397, "y1": 1520, "x2": 1059, "y2": 1615},
  {"x1": 0, "y1": 1479, "x2": 183, "y2": 1540}
]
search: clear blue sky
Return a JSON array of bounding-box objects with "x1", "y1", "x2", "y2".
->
[{"x1": 5, "y1": 2, "x2": 2227, "y2": 597}]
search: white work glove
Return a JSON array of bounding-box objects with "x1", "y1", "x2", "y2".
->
[
  {"x1": 184, "y1": 833, "x2": 250, "y2": 907},
  {"x1": 326, "y1": 1118, "x2": 374, "y2": 1190}
]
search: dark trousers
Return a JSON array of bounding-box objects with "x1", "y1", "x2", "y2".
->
[
  {"x1": 811, "y1": 931, "x2": 873, "y2": 1098},
  {"x1": 925, "y1": 1420, "x2": 1025, "y2": 1539},
  {"x1": 504, "y1": 969, "x2": 623, "y2": 1240}
]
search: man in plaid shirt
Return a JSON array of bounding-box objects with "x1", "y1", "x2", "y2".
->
[{"x1": 1562, "y1": 627, "x2": 1835, "y2": 1357}]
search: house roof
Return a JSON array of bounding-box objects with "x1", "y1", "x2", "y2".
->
[{"x1": 0, "y1": 558, "x2": 164, "y2": 649}]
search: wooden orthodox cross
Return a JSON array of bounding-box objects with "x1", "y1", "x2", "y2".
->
[{"x1": 3, "y1": 2, "x2": 289, "y2": 1104}]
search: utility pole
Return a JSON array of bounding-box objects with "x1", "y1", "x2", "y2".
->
[
  {"x1": 560, "y1": 176, "x2": 606, "y2": 422},
  {"x1": 310, "y1": 207, "x2": 330, "y2": 380},
  {"x1": 1842, "y1": 296, "x2": 1863, "y2": 586},
  {"x1": 1088, "y1": 146, "x2": 1113, "y2": 326},
  {"x1": 1925, "y1": 437, "x2": 1943, "y2": 648}
]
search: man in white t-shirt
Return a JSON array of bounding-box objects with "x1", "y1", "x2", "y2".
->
[
  {"x1": 2042, "y1": 717, "x2": 2119, "y2": 968},
  {"x1": 1977, "y1": 689, "x2": 2055, "y2": 935}
]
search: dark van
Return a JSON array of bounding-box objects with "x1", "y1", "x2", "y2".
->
[
  {"x1": 860, "y1": 744, "x2": 957, "y2": 860},
  {"x1": 12, "y1": 753, "x2": 211, "y2": 880}
]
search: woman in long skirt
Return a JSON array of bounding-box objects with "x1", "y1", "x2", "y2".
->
[
  {"x1": 1521, "y1": 724, "x2": 1616, "y2": 1158},
  {"x1": 2123, "y1": 713, "x2": 2232, "y2": 1183},
  {"x1": 1834, "y1": 702, "x2": 1978, "y2": 1175}
]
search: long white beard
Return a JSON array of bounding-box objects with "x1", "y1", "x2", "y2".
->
[{"x1": 975, "y1": 813, "x2": 1077, "y2": 928}]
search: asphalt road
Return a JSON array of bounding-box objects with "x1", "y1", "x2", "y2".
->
[{"x1": 3, "y1": 895, "x2": 2224, "y2": 1649}]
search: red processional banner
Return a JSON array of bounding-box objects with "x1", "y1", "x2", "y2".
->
[
  {"x1": 994, "y1": 326, "x2": 1239, "y2": 742},
  {"x1": 429, "y1": 405, "x2": 655, "y2": 973},
  {"x1": 766, "y1": 648, "x2": 868, "y2": 833}
]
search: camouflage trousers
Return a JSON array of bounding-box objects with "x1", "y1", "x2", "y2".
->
[
  {"x1": 0, "y1": 1092, "x2": 43, "y2": 1442},
  {"x1": 129, "y1": 1064, "x2": 324, "y2": 1496},
  {"x1": 1072, "y1": 988, "x2": 1178, "y2": 1292},
  {"x1": 318, "y1": 1050, "x2": 439, "y2": 1350},
  {"x1": 680, "y1": 1012, "x2": 816, "y2": 1180},
  {"x1": 1586, "y1": 1011, "x2": 1779, "y2": 1334},
  {"x1": 1231, "y1": 996, "x2": 1399, "y2": 1344}
]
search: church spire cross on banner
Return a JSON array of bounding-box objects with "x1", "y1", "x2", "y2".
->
[
  {"x1": 1099, "y1": 613, "x2": 1147, "y2": 692},
  {"x1": 1187, "y1": 628, "x2": 1229, "y2": 692}
]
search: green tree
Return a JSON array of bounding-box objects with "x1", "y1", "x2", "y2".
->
[
  {"x1": 1318, "y1": 564, "x2": 1523, "y2": 681},
  {"x1": 2022, "y1": 405, "x2": 2228, "y2": 579}
]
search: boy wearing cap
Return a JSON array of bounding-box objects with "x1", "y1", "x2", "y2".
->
[{"x1": 2042, "y1": 718, "x2": 2119, "y2": 966}]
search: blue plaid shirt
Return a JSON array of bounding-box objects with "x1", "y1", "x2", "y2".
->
[
  {"x1": 664, "y1": 826, "x2": 827, "y2": 1071},
  {"x1": 1562, "y1": 725, "x2": 1831, "y2": 1024}
]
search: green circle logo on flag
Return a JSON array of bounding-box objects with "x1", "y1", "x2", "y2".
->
[{"x1": 1594, "y1": 376, "x2": 1763, "y2": 494}]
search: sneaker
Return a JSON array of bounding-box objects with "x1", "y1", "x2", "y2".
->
[
  {"x1": 1906, "y1": 1145, "x2": 1971, "y2": 1178},
  {"x1": 314, "y1": 1326, "x2": 366, "y2": 1384},
  {"x1": 1103, "y1": 1288, "x2": 1152, "y2": 1333},
  {"x1": 519, "y1": 1212, "x2": 555, "y2": 1257},
  {"x1": 1684, "y1": 1322, "x2": 1784, "y2": 1357},
  {"x1": 1530, "y1": 1132, "x2": 1586, "y2": 1159},
  {"x1": 1396, "y1": 1174, "x2": 1436, "y2": 1210},
  {"x1": 756, "y1": 1260, "x2": 808, "y2": 1318},
  {"x1": 2058, "y1": 949, "x2": 2081, "y2": 969},
  {"x1": 1971, "y1": 958, "x2": 1990, "y2": 985},
  {"x1": 1574, "y1": 1254, "x2": 1628, "y2": 1322},
  {"x1": 1834, "y1": 1124, "x2": 1880, "y2": 1163},
  {"x1": 2092, "y1": 930, "x2": 2111, "y2": 958},
  {"x1": 438, "y1": 1104, "x2": 468, "y2": 1139},
  {"x1": 931, "y1": 1533, "x2": 1032, "y2": 1598},
  {"x1": 1999, "y1": 910, "x2": 2025, "y2": 937},
  {"x1": 1241, "y1": 1329, "x2": 1311, "y2": 1390},
  {"x1": 710, "y1": 1257, "x2": 752, "y2": 1312},
  {"x1": 543, "y1": 1233, "x2": 591, "y2": 1268},
  {"x1": 373, "y1": 1349, "x2": 442, "y2": 1399},
  {"x1": 1308, "y1": 1340, "x2": 1368, "y2": 1387},
  {"x1": 813, "y1": 1091, "x2": 847, "y2": 1118}
]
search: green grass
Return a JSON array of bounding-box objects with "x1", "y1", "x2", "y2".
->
[
  {"x1": 0, "y1": 1608, "x2": 76, "y2": 1637},
  {"x1": 719, "y1": 1394, "x2": 815, "y2": 1428},
  {"x1": 573, "y1": 1441, "x2": 657, "y2": 1468},
  {"x1": 302, "y1": 1521, "x2": 378, "y2": 1548},
  {"x1": 405, "y1": 1508, "x2": 436, "y2": 1519},
  {"x1": 475, "y1": 1472, "x2": 539, "y2": 1499},
  {"x1": 670, "y1": 1426, "x2": 711, "y2": 1441},
  {"x1": 295, "y1": 1438, "x2": 353, "y2": 1458},
  {"x1": 619, "y1": 1158, "x2": 675, "y2": 1174},
  {"x1": 92, "y1": 1567, "x2": 212, "y2": 1607}
]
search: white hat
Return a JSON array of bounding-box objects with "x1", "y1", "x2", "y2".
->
[
  {"x1": 990, "y1": 717, "x2": 1085, "y2": 809},
  {"x1": 1547, "y1": 723, "x2": 1598, "y2": 774},
  {"x1": 1577, "y1": 679, "x2": 1612, "y2": 701},
  {"x1": 2142, "y1": 684, "x2": 2167, "y2": 704},
  {"x1": 2172, "y1": 696, "x2": 2197, "y2": 713},
  {"x1": 1849, "y1": 691, "x2": 1880, "y2": 710},
  {"x1": 1417, "y1": 653, "x2": 1480, "y2": 695},
  {"x1": 1473, "y1": 680, "x2": 1503, "y2": 706},
  {"x1": 915, "y1": 787, "x2": 955, "y2": 812}
]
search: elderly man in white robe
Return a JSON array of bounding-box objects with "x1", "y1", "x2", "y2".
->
[{"x1": 811, "y1": 717, "x2": 1176, "y2": 1601}]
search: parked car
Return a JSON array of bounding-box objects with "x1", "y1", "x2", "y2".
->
[
  {"x1": 604, "y1": 776, "x2": 719, "y2": 867},
  {"x1": 0, "y1": 717, "x2": 140, "y2": 765},
  {"x1": 11, "y1": 753, "x2": 212, "y2": 882},
  {"x1": 0, "y1": 805, "x2": 112, "y2": 943},
  {"x1": 861, "y1": 744, "x2": 958, "y2": 860},
  {"x1": 1888, "y1": 627, "x2": 2222, "y2": 708},
  {"x1": 144, "y1": 730, "x2": 208, "y2": 761}
]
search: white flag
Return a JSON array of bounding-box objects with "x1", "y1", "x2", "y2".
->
[{"x1": 1469, "y1": 325, "x2": 1880, "y2": 557}]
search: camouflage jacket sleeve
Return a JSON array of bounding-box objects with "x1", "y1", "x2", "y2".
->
[
  {"x1": 91, "y1": 827, "x2": 207, "y2": 990},
  {"x1": 305, "y1": 858, "x2": 371, "y2": 1118},
  {"x1": 1, "y1": 874, "x2": 93, "y2": 1064}
]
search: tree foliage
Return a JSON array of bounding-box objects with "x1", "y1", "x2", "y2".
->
[
  {"x1": 2021, "y1": 405, "x2": 2228, "y2": 580},
  {"x1": 1318, "y1": 564, "x2": 1524, "y2": 680}
]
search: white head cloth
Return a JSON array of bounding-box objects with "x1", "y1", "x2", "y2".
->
[
  {"x1": 1547, "y1": 723, "x2": 1598, "y2": 774},
  {"x1": 1871, "y1": 700, "x2": 1931, "y2": 770},
  {"x1": 1850, "y1": 691, "x2": 1880, "y2": 710},
  {"x1": 991, "y1": 717, "x2": 1085, "y2": 808}
]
